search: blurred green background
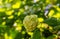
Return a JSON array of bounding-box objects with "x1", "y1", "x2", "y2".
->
[{"x1": 0, "y1": 0, "x2": 60, "y2": 39}]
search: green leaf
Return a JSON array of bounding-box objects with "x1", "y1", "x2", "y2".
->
[
  {"x1": 31, "y1": 29, "x2": 45, "y2": 39},
  {"x1": 44, "y1": 17, "x2": 58, "y2": 27},
  {"x1": 0, "y1": 25, "x2": 6, "y2": 27},
  {"x1": 47, "y1": 35, "x2": 56, "y2": 39},
  {"x1": 14, "y1": 32, "x2": 22, "y2": 39}
]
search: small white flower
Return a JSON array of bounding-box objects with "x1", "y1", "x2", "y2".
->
[
  {"x1": 46, "y1": 4, "x2": 53, "y2": 9},
  {"x1": 0, "y1": 5, "x2": 3, "y2": 8},
  {"x1": 13, "y1": 23, "x2": 17, "y2": 26},
  {"x1": 33, "y1": 0, "x2": 39, "y2": 3},
  {"x1": 5, "y1": 3, "x2": 11, "y2": 8},
  {"x1": 25, "y1": 5, "x2": 28, "y2": 10},
  {"x1": 2, "y1": 17, "x2": 6, "y2": 19},
  {"x1": 57, "y1": 4, "x2": 60, "y2": 6},
  {"x1": 44, "y1": 10, "x2": 48, "y2": 16},
  {"x1": 34, "y1": 0, "x2": 36, "y2": 3},
  {"x1": 57, "y1": 31, "x2": 60, "y2": 35}
]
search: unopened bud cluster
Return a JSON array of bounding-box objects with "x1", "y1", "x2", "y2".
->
[{"x1": 23, "y1": 15, "x2": 38, "y2": 32}]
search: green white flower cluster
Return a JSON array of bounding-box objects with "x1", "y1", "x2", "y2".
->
[{"x1": 23, "y1": 15, "x2": 38, "y2": 32}]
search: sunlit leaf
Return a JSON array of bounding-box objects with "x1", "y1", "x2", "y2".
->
[
  {"x1": 12, "y1": 1, "x2": 21, "y2": 9},
  {"x1": 5, "y1": 10, "x2": 14, "y2": 15}
]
